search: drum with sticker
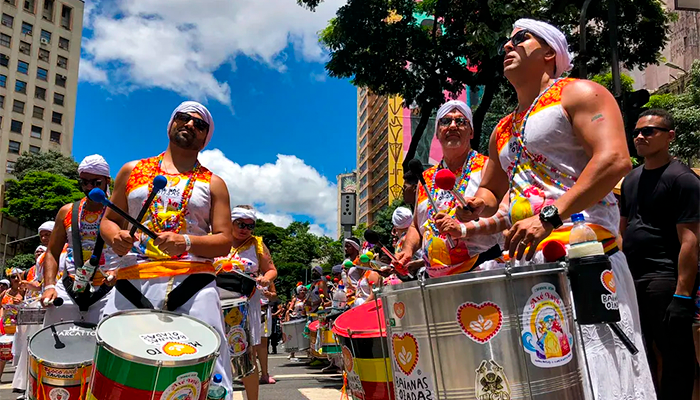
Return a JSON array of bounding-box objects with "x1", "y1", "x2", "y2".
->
[
  {"x1": 221, "y1": 296, "x2": 255, "y2": 380},
  {"x1": 87, "y1": 310, "x2": 219, "y2": 400},
  {"x1": 380, "y1": 262, "x2": 588, "y2": 400},
  {"x1": 280, "y1": 319, "x2": 309, "y2": 353},
  {"x1": 28, "y1": 321, "x2": 96, "y2": 400},
  {"x1": 308, "y1": 320, "x2": 322, "y2": 358},
  {"x1": 333, "y1": 300, "x2": 394, "y2": 400},
  {"x1": 0, "y1": 335, "x2": 13, "y2": 361}
]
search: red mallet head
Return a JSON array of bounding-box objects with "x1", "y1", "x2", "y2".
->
[
  {"x1": 543, "y1": 240, "x2": 567, "y2": 262},
  {"x1": 434, "y1": 169, "x2": 457, "y2": 191}
]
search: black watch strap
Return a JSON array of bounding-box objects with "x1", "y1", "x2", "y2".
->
[{"x1": 540, "y1": 206, "x2": 563, "y2": 229}]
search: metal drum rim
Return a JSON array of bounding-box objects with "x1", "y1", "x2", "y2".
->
[
  {"x1": 28, "y1": 320, "x2": 97, "y2": 369},
  {"x1": 95, "y1": 309, "x2": 221, "y2": 367}
]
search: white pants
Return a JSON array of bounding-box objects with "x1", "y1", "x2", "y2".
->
[
  {"x1": 102, "y1": 276, "x2": 234, "y2": 400},
  {"x1": 43, "y1": 279, "x2": 110, "y2": 326},
  {"x1": 480, "y1": 252, "x2": 656, "y2": 400},
  {"x1": 248, "y1": 291, "x2": 262, "y2": 346},
  {"x1": 11, "y1": 324, "x2": 40, "y2": 391}
]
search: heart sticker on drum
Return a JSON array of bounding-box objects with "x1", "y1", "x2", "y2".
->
[
  {"x1": 457, "y1": 301, "x2": 503, "y2": 344},
  {"x1": 392, "y1": 333, "x2": 419, "y2": 376},
  {"x1": 601, "y1": 270, "x2": 616, "y2": 294},
  {"x1": 163, "y1": 342, "x2": 197, "y2": 357},
  {"x1": 342, "y1": 346, "x2": 354, "y2": 372},
  {"x1": 394, "y1": 302, "x2": 406, "y2": 319}
]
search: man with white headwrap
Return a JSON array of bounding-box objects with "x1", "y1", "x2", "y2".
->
[
  {"x1": 99, "y1": 101, "x2": 236, "y2": 400},
  {"x1": 458, "y1": 19, "x2": 655, "y2": 400},
  {"x1": 41, "y1": 155, "x2": 115, "y2": 326},
  {"x1": 395, "y1": 100, "x2": 503, "y2": 277}
]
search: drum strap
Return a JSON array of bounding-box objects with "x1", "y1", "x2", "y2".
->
[
  {"x1": 115, "y1": 280, "x2": 154, "y2": 309},
  {"x1": 115, "y1": 273, "x2": 214, "y2": 311}
]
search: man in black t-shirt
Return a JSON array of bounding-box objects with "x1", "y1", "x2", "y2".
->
[{"x1": 620, "y1": 109, "x2": 700, "y2": 400}]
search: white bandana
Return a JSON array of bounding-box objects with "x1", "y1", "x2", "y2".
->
[
  {"x1": 38, "y1": 221, "x2": 55, "y2": 234},
  {"x1": 344, "y1": 238, "x2": 360, "y2": 251},
  {"x1": 230, "y1": 207, "x2": 257, "y2": 222},
  {"x1": 168, "y1": 101, "x2": 215, "y2": 148},
  {"x1": 435, "y1": 100, "x2": 473, "y2": 132},
  {"x1": 392, "y1": 207, "x2": 413, "y2": 229},
  {"x1": 78, "y1": 155, "x2": 110, "y2": 177},
  {"x1": 513, "y1": 19, "x2": 573, "y2": 78}
]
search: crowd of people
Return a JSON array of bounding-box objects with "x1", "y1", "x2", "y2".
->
[{"x1": 0, "y1": 16, "x2": 695, "y2": 400}]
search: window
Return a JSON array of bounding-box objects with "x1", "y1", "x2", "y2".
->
[
  {"x1": 60, "y1": 5, "x2": 71, "y2": 29},
  {"x1": 1, "y1": 14, "x2": 13, "y2": 28},
  {"x1": 32, "y1": 105, "x2": 43, "y2": 119},
  {"x1": 50, "y1": 130, "x2": 60, "y2": 143},
  {"x1": 29, "y1": 145, "x2": 40, "y2": 154},
  {"x1": 0, "y1": 33, "x2": 11, "y2": 48},
  {"x1": 38, "y1": 48, "x2": 49, "y2": 62},
  {"x1": 24, "y1": 0, "x2": 35, "y2": 12},
  {"x1": 4, "y1": 0, "x2": 16, "y2": 6},
  {"x1": 8, "y1": 140, "x2": 20, "y2": 154},
  {"x1": 30, "y1": 125, "x2": 41, "y2": 138},
  {"x1": 6, "y1": 161, "x2": 16, "y2": 174},
  {"x1": 58, "y1": 37, "x2": 68, "y2": 50},
  {"x1": 40, "y1": 29, "x2": 51, "y2": 43},
  {"x1": 42, "y1": 0, "x2": 53, "y2": 21},
  {"x1": 12, "y1": 99, "x2": 24, "y2": 114},
  {"x1": 0, "y1": 54, "x2": 8, "y2": 67},
  {"x1": 34, "y1": 86, "x2": 45, "y2": 100},
  {"x1": 53, "y1": 92, "x2": 63, "y2": 106},
  {"x1": 19, "y1": 41, "x2": 30, "y2": 55},
  {"x1": 17, "y1": 60, "x2": 28, "y2": 74},
  {"x1": 57, "y1": 55, "x2": 67, "y2": 69},
  {"x1": 36, "y1": 67, "x2": 47, "y2": 80},
  {"x1": 0, "y1": 95, "x2": 4, "y2": 108},
  {"x1": 10, "y1": 120, "x2": 22, "y2": 133},
  {"x1": 0, "y1": 74, "x2": 5, "y2": 87},
  {"x1": 51, "y1": 111, "x2": 61, "y2": 124},
  {"x1": 21, "y1": 22, "x2": 32, "y2": 35},
  {"x1": 55, "y1": 74, "x2": 65, "y2": 87},
  {"x1": 15, "y1": 79, "x2": 26, "y2": 93}
]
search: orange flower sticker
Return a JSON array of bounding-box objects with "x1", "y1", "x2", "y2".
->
[
  {"x1": 163, "y1": 342, "x2": 197, "y2": 357},
  {"x1": 457, "y1": 301, "x2": 503, "y2": 344},
  {"x1": 601, "y1": 270, "x2": 616, "y2": 294},
  {"x1": 392, "y1": 333, "x2": 419, "y2": 376}
]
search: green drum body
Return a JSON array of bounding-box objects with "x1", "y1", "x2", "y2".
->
[{"x1": 88, "y1": 310, "x2": 220, "y2": 400}]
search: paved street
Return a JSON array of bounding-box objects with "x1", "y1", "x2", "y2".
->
[{"x1": 0, "y1": 350, "x2": 344, "y2": 400}]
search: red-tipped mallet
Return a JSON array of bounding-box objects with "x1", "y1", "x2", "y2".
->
[
  {"x1": 409, "y1": 159, "x2": 455, "y2": 248},
  {"x1": 434, "y1": 169, "x2": 470, "y2": 209}
]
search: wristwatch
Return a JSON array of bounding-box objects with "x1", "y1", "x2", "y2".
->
[{"x1": 539, "y1": 205, "x2": 563, "y2": 229}]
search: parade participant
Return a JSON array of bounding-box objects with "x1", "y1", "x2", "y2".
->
[
  {"x1": 0, "y1": 270, "x2": 24, "y2": 375},
  {"x1": 353, "y1": 268, "x2": 381, "y2": 308},
  {"x1": 620, "y1": 109, "x2": 700, "y2": 399},
  {"x1": 19, "y1": 221, "x2": 54, "y2": 297},
  {"x1": 258, "y1": 280, "x2": 278, "y2": 384},
  {"x1": 344, "y1": 237, "x2": 363, "y2": 292},
  {"x1": 0, "y1": 280, "x2": 9, "y2": 298},
  {"x1": 41, "y1": 155, "x2": 114, "y2": 325},
  {"x1": 286, "y1": 285, "x2": 307, "y2": 361},
  {"x1": 395, "y1": 100, "x2": 503, "y2": 276},
  {"x1": 306, "y1": 266, "x2": 330, "y2": 312},
  {"x1": 459, "y1": 19, "x2": 655, "y2": 399},
  {"x1": 403, "y1": 171, "x2": 419, "y2": 208},
  {"x1": 97, "y1": 101, "x2": 235, "y2": 400},
  {"x1": 214, "y1": 205, "x2": 278, "y2": 395},
  {"x1": 269, "y1": 301, "x2": 283, "y2": 355}
]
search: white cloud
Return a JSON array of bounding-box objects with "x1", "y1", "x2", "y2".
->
[
  {"x1": 82, "y1": 0, "x2": 344, "y2": 105},
  {"x1": 199, "y1": 149, "x2": 338, "y2": 237},
  {"x1": 79, "y1": 59, "x2": 109, "y2": 83},
  {"x1": 310, "y1": 72, "x2": 327, "y2": 82}
]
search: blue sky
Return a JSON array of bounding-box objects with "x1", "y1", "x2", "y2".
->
[{"x1": 72, "y1": 0, "x2": 354, "y2": 236}]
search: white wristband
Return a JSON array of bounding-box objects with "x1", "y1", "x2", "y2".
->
[
  {"x1": 183, "y1": 234, "x2": 192, "y2": 251},
  {"x1": 44, "y1": 284, "x2": 56, "y2": 290},
  {"x1": 460, "y1": 223, "x2": 467, "y2": 238}
]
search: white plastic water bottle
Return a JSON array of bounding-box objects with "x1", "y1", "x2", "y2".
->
[
  {"x1": 568, "y1": 213, "x2": 603, "y2": 258},
  {"x1": 333, "y1": 285, "x2": 347, "y2": 309},
  {"x1": 207, "y1": 374, "x2": 226, "y2": 400}
]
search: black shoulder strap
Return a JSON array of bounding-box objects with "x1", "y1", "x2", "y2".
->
[{"x1": 71, "y1": 201, "x2": 83, "y2": 270}]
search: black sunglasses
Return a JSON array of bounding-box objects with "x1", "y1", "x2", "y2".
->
[
  {"x1": 235, "y1": 220, "x2": 256, "y2": 230},
  {"x1": 633, "y1": 126, "x2": 671, "y2": 137},
  {"x1": 499, "y1": 29, "x2": 537, "y2": 55},
  {"x1": 438, "y1": 116, "x2": 469, "y2": 127},
  {"x1": 79, "y1": 178, "x2": 103, "y2": 188},
  {"x1": 174, "y1": 112, "x2": 210, "y2": 132}
]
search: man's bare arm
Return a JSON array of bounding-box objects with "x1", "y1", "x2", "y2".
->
[
  {"x1": 676, "y1": 222, "x2": 699, "y2": 297},
  {"x1": 43, "y1": 204, "x2": 71, "y2": 287}
]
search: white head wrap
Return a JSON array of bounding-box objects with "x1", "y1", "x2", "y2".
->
[
  {"x1": 312, "y1": 266, "x2": 323, "y2": 275},
  {"x1": 392, "y1": 207, "x2": 413, "y2": 229},
  {"x1": 168, "y1": 101, "x2": 215, "y2": 148},
  {"x1": 344, "y1": 238, "x2": 361, "y2": 251},
  {"x1": 0, "y1": 279, "x2": 8, "y2": 286},
  {"x1": 38, "y1": 221, "x2": 55, "y2": 234},
  {"x1": 513, "y1": 19, "x2": 573, "y2": 78},
  {"x1": 35, "y1": 245, "x2": 47, "y2": 253},
  {"x1": 230, "y1": 207, "x2": 257, "y2": 222},
  {"x1": 435, "y1": 100, "x2": 473, "y2": 133},
  {"x1": 296, "y1": 285, "x2": 306, "y2": 294},
  {"x1": 78, "y1": 155, "x2": 110, "y2": 178}
]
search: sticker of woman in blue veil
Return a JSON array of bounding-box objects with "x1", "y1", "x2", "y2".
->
[{"x1": 521, "y1": 283, "x2": 574, "y2": 368}]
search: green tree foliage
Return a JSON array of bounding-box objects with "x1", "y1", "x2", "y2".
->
[
  {"x1": 5, "y1": 253, "x2": 36, "y2": 271},
  {"x1": 254, "y1": 220, "x2": 287, "y2": 253},
  {"x1": 297, "y1": 0, "x2": 672, "y2": 167},
  {"x1": 3, "y1": 171, "x2": 83, "y2": 231},
  {"x1": 645, "y1": 60, "x2": 700, "y2": 166},
  {"x1": 13, "y1": 150, "x2": 79, "y2": 180},
  {"x1": 591, "y1": 72, "x2": 635, "y2": 94}
]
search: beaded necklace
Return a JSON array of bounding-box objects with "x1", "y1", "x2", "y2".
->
[
  {"x1": 78, "y1": 198, "x2": 106, "y2": 237},
  {"x1": 508, "y1": 79, "x2": 612, "y2": 206},
  {"x1": 147, "y1": 153, "x2": 201, "y2": 234},
  {"x1": 426, "y1": 149, "x2": 477, "y2": 234}
]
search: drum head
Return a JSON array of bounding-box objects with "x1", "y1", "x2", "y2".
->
[
  {"x1": 333, "y1": 299, "x2": 385, "y2": 339},
  {"x1": 29, "y1": 321, "x2": 96, "y2": 367},
  {"x1": 97, "y1": 310, "x2": 220, "y2": 366}
]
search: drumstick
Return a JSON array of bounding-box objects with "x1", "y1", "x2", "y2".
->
[
  {"x1": 129, "y1": 175, "x2": 167, "y2": 236},
  {"x1": 364, "y1": 230, "x2": 399, "y2": 264},
  {"x1": 42, "y1": 297, "x2": 64, "y2": 307},
  {"x1": 609, "y1": 322, "x2": 638, "y2": 355},
  {"x1": 409, "y1": 159, "x2": 455, "y2": 248},
  {"x1": 88, "y1": 188, "x2": 158, "y2": 240},
  {"x1": 50, "y1": 324, "x2": 66, "y2": 349}
]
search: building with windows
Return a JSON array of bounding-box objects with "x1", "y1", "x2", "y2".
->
[{"x1": 0, "y1": 0, "x2": 83, "y2": 180}]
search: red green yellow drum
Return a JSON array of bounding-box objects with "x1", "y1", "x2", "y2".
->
[{"x1": 87, "y1": 310, "x2": 220, "y2": 400}]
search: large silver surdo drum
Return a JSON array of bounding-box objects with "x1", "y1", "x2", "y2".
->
[{"x1": 379, "y1": 262, "x2": 589, "y2": 400}]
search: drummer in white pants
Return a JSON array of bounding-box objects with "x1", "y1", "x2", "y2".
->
[
  {"x1": 92, "y1": 101, "x2": 235, "y2": 400},
  {"x1": 41, "y1": 155, "x2": 116, "y2": 326}
]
